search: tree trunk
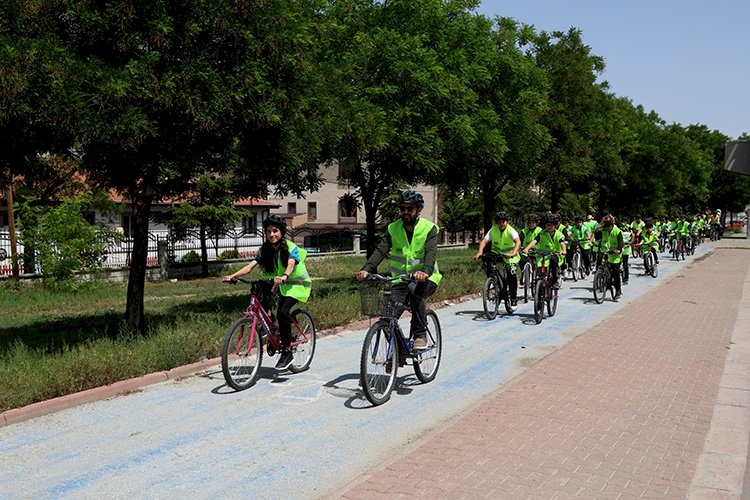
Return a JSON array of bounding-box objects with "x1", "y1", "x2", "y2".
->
[
  {"x1": 125, "y1": 186, "x2": 154, "y2": 334},
  {"x1": 200, "y1": 222, "x2": 208, "y2": 278}
]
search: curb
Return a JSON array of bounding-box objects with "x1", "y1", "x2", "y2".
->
[{"x1": 0, "y1": 291, "x2": 482, "y2": 428}]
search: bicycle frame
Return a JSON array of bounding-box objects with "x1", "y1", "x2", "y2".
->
[{"x1": 235, "y1": 282, "x2": 311, "y2": 355}]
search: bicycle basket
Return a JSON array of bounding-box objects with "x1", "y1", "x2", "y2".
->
[{"x1": 358, "y1": 280, "x2": 395, "y2": 317}]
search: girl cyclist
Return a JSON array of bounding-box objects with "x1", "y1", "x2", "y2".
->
[{"x1": 224, "y1": 214, "x2": 312, "y2": 370}]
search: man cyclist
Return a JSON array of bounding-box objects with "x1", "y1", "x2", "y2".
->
[
  {"x1": 518, "y1": 214, "x2": 542, "y2": 285},
  {"x1": 641, "y1": 220, "x2": 659, "y2": 269},
  {"x1": 523, "y1": 213, "x2": 567, "y2": 289},
  {"x1": 594, "y1": 214, "x2": 624, "y2": 301},
  {"x1": 473, "y1": 211, "x2": 521, "y2": 312},
  {"x1": 355, "y1": 190, "x2": 441, "y2": 350},
  {"x1": 569, "y1": 215, "x2": 592, "y2": 275}
]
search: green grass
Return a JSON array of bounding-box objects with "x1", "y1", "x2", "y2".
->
[{"x1": 0, "y1": 247, "x2": 485, "y2": 411}]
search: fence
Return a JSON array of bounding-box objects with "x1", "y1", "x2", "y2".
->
[{"x1": 0, "y1": 225, "x2": 474, "y2": 278}]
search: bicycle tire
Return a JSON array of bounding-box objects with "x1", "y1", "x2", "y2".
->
[
  {"x1": 547, "y1": 284, "x2": 558, "y2": 317},
  {"x1": 533, "y1": 279, "x2": 545, "y2": 324},
  {"x1": 572, "y1": 252, "x2": 581, "y2": 282},
  {"x1": 650, "y1": 257, "x2": 659, "y2": 278},
  {"x1": 482, "y1": 277, "x2": 499, "y2": 320},
  {"x1": 287, "y1": 309, "x2": 316, "y2": 373},
  {"x1": 592, "y1": 269, "x2": 606, "y2": 304},
  {"x1": 414, "y1": 310, "x2": 442, "y2": 383},
  {"x1": 360, "y1": 321, "x2": 398, "y2": 405},
  {"x1": 221, "y1": 316, "x2": 263, "y2": 391},
  {"x1": 522, "y1": 263, "x2": 532, "y2": 303}
]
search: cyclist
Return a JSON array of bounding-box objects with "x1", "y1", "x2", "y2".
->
[
  {"x1": 595, "y1": 214, "x2": 624, "y2": 301},
  {"x1": 223, "y1": 214, "x2": 312, "y2": 370},
  {"x1": 569, "y1": 215, "x2": 592, "y2": 275},
  {"x1": 630, "y1": 214, "x2": 645, "y2": 246},
  {"x1": 473, "y1": 211, "x2": 521, "y2": 312},
  {"x1": 523, "y1": 213, "x2": 567, "y2": 289},
  {"x1": 641, "y1": 221, "x2": 659, "y2": 268},
  {"x1": 355, "y1": 190, "x2": 442, "y2": 350},
  {"x1": 518, "y1": 215, "x2": 542, "y2": 285},
  {"x1": 619, "y1": 217, "x2": 632, "y2": 285}
]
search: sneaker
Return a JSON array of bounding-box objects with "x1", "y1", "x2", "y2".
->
[
  {"x1": 413, "y1": 337, "x2": 428, "y2": 350},
  {"x1": 275, "y1": 349, "x2": 294, "y2": 370},
  {"x1": 623, "y1": 280, "x2": 629, "y2": 285},
  {"x1": 613, "y1": 292, "x2": 622, "y2": 302},
  {"x1": 553, "y1": 280, "x2": 561, "y2": 289},
  {"x1": 509, "y1": 299, "x2": 518, "y2": 313}
]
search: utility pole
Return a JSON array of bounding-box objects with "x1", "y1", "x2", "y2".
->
[{"x1": 6, "y1": 185, "x2": 19, "y2": 278}]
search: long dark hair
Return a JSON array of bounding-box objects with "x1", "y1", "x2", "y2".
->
[{"x1": 260, "y1": 238, "x2": 289, "y2": 274}]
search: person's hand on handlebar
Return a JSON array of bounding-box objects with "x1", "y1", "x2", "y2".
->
[
  {"x1": 355, "y1": 270, "x2": 369, "y2": 281},
  {"x1": 412, "y1": 271, "x2": 428, "y2": 282}
]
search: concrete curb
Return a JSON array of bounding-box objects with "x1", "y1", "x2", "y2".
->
[{"x1": 0, "y1": 291, "x2": 482, "y2": 428}]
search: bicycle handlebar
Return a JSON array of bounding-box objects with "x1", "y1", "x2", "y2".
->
[{"x1": 226, "y1": 277, "x2": 275, "y2": 286}]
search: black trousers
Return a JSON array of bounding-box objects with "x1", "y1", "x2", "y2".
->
[{"x1": 390, "y1": 281, "x2": 438, "y2": 338}]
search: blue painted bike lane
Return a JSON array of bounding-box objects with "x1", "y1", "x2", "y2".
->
[{"x1": 0, "y1": 247, "x2": 712, "y2": 498}]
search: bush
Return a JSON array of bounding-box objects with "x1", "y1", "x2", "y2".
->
[
  {"x1": 217, "y1": 249, "x2": 240, "y2": 260},
  {"x1": 180, "y1": 251, "x2": 200, "y2": 263}
]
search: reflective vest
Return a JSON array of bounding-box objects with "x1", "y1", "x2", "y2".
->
[
  {"x1": 572, "y1": 226, "x2": 590, "y2": 250},
  {"x1": 642, "y1": 231, "x2": 659, "y2": 250},
  {"x1": 521, "y1": 226, "x2": 542, "y2": 247},
  {"x1": 621, "y1": 227, "x2": 632, "y2": 256},
  {"x1": 490, "y1": 224, "x2": 520, "y2": 264},
  {"x1": 600, "y1": 226, "x2": 623, "y2": 264},
  {"x1": 535, "y1": 229, "x2": 565, "y2": 264},
  {"x1": 259, "y1": 240, "x2": 311, "y2": 302},
  {"x1": 388, "y1": 218, "x2": 442, "y2": 285}
]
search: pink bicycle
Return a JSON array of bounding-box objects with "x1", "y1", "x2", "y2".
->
[{"x1": 222, "y1": 278, "x2": 316, "y2": 390}]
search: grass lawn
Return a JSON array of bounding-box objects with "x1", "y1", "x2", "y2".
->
[{"x1": 0, "y1": 247, "x2": 484, "y2": 411}]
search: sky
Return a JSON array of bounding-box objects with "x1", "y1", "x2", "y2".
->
[{"x1": 475, "y1": 0, "x2": 750, "y2": 139}]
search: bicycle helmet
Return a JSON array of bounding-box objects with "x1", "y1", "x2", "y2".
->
[
  {"x1": 398, "y1": 190, "x2": 424, "y2": 208},
  {"x1": 545, "y1": 213, "x2": 560, "y2": 224},
  {"x1": 602, "y1": 214, "x2": 614, "y2": 226},
  {"x1": 263, "y1": 214, "x2": 287, "y2": 234},
  {"x1": 574, "y1": 215, "x2": 583, "y2": 222},
  {"x1": 527, "y1": 214, "x2": 540, "y2": 223},
  {"x1": 495, "y1": 211, "x2": 509, "y2": 221}
]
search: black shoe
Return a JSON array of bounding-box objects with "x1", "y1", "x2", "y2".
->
[
  {"x1": 613, "y1": 292, "x2": 622, "y2": 301},
  {"x1": 510, "y1": 299, "x2": 518, "y2": 312},
  {"x1": 623, "y1": 280, "x2": 629, "y2": 285},
  {"x1": 275, "y1": 350, "x2": 294, "y2": 370}
]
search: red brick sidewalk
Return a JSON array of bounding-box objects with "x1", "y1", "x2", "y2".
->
[{"x1": 340, "y1": 249, "x2": 750, "y2": 498}]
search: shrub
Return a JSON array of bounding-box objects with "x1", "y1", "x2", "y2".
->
[
  {"x1": 217, "y1": 249, "x2": 240, "y2": 260},
  {"x1": 180, "y1": 251, "x2": 200, "y2": 263}
]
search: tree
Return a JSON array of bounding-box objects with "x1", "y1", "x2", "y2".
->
[
  {"x1": 319, "y1": 0, "x2": 479, "y2": 255},
  {"x1": 442, "y1": 16, "x2": 550, "y2": 231},
  {"x1": 153, "y1": 176, "x2": 244, "y2": 277},
  {"x1": 58, "y1": 0, "x2": 324, "y2": 333},
  {"x1": 533, "y1": 28, "x2": 606, "y2": 212}
]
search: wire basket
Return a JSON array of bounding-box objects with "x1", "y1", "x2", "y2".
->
[{"x1": 358, "y1": 280, "x2": 395, "y2": 317}]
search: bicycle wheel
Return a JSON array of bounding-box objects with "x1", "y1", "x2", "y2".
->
[
  {"x1": 522, "y1": 263, "x2": 532, "y2": 303},
  {"x1": 482, "y1": 277, "x2": 499, "y2": 320},
  {"x1": 414, "y1": 310, "x2": 442, "y2": 383},
  {"x1": 592, "y1": 269, "x2": 606, "y2": 304},
  {"x1": 221, "y1": 316, "x2": 263, "y2": 391},
  {"x1": 360, "y1": 321, "x2": 398, "y2": 405},
  {"x1": 533, "y1": 279, "x2": 545, "y2": 324},
  {"x1": 287, "y1": 309, "x2": 316, "y2": 373},
  {"x1": 650, "y1": 257, "x2": 659, "y2": 278},
  {"x1": 547, "y1": 284, "x2": 558, "y2": 317},
  {"x1": 571, "y1": 252, "x2": 581, "y2": 282}
]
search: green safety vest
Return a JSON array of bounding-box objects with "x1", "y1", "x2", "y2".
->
[
  {"x1": 388, "y1": 218, "x2": 442, "y2": 285},
  {"x1": 642, "y1": 231, "x2": 659, "y2": 250},
  {"x1": 535, "y1": 229, "x2": 565, "y2": 264},
  {"x1": 600, "y1": 226, "x2": 623, "y2": 264},
  {"x1": 572, "y1": 226, "x2": 591, "y2": 250},
  {"x1": 490, "y1": 224, "x2": 521, "y2": 264},
  {"x1": 259, "y1": 240, "x2": 312, "y2": 303},
  {"x1": 620, "y1": 226, "x2": 632, "y2": 256},
  {"x1": 521, "y1": 226, "x2": 543, "y2": 247}
]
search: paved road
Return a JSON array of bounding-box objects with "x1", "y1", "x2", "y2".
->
[{"x1": 0, "y1": 244, "x2": 727, "y2": 498}]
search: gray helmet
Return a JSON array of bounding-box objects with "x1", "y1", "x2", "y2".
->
[{"x1": 398, "y1": 190, "x2": 424, "y2": 208}]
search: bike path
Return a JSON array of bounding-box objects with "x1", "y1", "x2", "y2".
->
[
  {"x1": 340, "y1": 243, "x2": 750, "y2": 499},
  {"x1": 0, "y1": 244, "x2": 728, "y2": 498}
]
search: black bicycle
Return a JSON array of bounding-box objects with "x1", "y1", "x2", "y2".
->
[
  {"x1": 479, "y1": 254, "x2": 514, "y2": 320},
  {"x1": 530, "y1": 249, "x2": 560, "y2": 324},
  {"x1": 592, "y1": 250, "x2": 619, "y2": 304}
]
